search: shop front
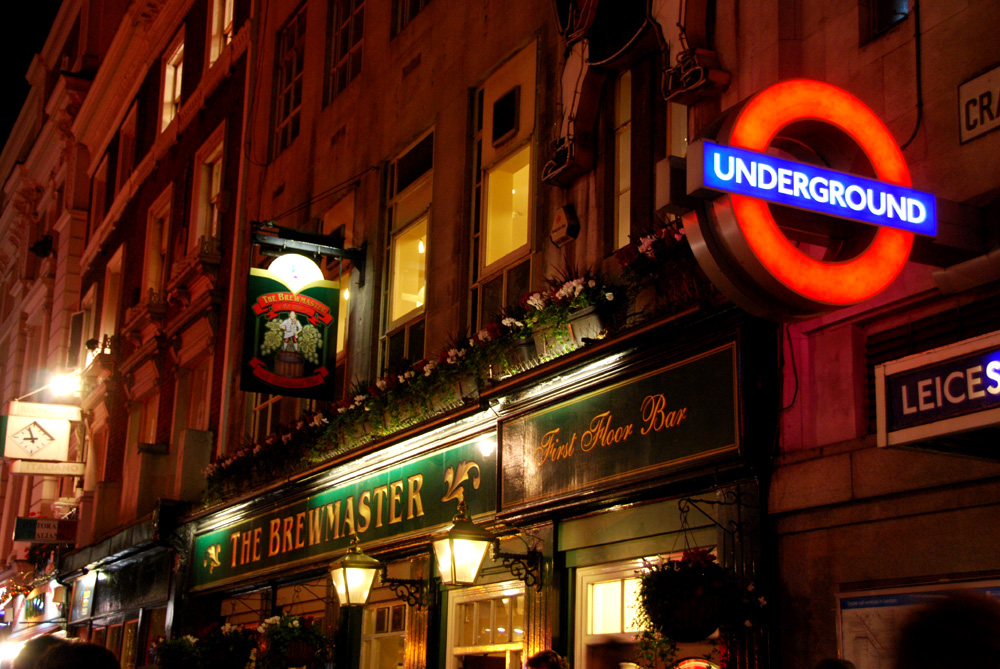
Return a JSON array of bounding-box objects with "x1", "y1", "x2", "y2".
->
[{"x1": 178, "y1": 309, "x2": 776, "y2": 669}]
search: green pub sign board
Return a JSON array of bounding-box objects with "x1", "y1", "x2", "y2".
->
[
  {"x1": 192, "y1": 438, "x2": 496, "y2": 590},
  {"x1": 501, "y1": 344, "x2": 738, "y2": 509},
  {"x1": 240, "y1": 267, "x2": 340, "y2": 398}
]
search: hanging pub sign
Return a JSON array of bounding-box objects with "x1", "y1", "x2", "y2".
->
[
  {"x1": 191, "y1": 436, "x2": 497, "y2": 591},
  {"x1": 501, "y1": 343, "x2": 738, "y2": 511},
  {"x1": 0, "y1": 401, "x2": 80, "y2": 462},
  {"x1": 240, "y1": 253, "x2": 340, "y2": 398},
  {"x1": 684, "y1": 79, "x2": 937, "y2": 320},
  {"x1": 876, "y1": 330, "x2": 1000, "y2": 460}
]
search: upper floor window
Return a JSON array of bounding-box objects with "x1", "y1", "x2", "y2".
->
[
  {"x1": 613, "y1": 71, "x2": 632, "y2": 250},
  {"x1": 861, "y1": 0, "x2": 908, "y2": 43},
  {"x1": 144, "y1": 187, "x2": 172, "y2": 300},
  {"x1": 208, "y1": 0, "x2": 235, "y2": 66},
  {"x1": 391, "y1": 0, "x2": 430, "y2": 37},
  {"x1": 192, "y1": 125, "x2": 226, "y2": 250},
  {"x1": 327, "y1": 0, "x2": 364, "y2": 102},
  {"x1": 116, "y1": 103, "x2": 138, "y2": 193},
  {"x1": 161, "y1": 31, "x2": 185, "y2": 132},
  {"x1": 275, "y1": 5, "x2": 307, "y2": 153},
  {"x1": 383, "y1": 131, "x2": 433, "y2": 371},
  {"x1": 469, "y1": 41, "x2": 536, "y2": 331}
]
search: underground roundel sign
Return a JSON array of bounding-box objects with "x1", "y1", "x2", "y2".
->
[{"x1": 684, "y1": 80, "x2": 937, "y2": 319}]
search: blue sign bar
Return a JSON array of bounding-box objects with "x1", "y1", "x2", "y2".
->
[{"x1": 700, "y1": 141, "x2": 937, "y2": 236}]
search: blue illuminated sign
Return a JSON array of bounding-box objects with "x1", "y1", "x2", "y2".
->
[{"x1": 699, "y1": 141, "x2": 937, "y2": 236}]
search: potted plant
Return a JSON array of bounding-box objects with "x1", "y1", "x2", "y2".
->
[
  {"x1": 198, "y1": 623, "x2": 258, "y2": 669},
  {"x1": 256, "y1": 614, "x2": 332, "y2": 669},
  {"x1": 524, "y1": 270, "x2": 622, "y2": 358},
  {"x1": 151, "y1": 635, "x2": 200, "y2": 669}
]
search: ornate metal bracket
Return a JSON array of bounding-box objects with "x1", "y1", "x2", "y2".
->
[
  {"x1": 379, "y1": 566, "x2": 437, "y2": 609},
  {"x1": 492, "y1": 540, "x2": 543, "y2": 591},
  {"x1": 678, "y1": 497, "x2": 741, "y2": 541}
]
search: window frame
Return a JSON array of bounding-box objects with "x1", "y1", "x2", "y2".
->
[
  {"x1": 191, "y1": 124, "x2": 227, "y2": 252},
  {"x1": 160, "y1": 30, "x2": 185, "y2": 132},
  {"x1": 390, "y1": 0, "x2": 431, "y2": 38},
  {"x1": 573, "y1": 557, "x2": 648, "y2": 669},
  {"x1": 208, "y1": 0, "x2": 235, "y2": 67},
  {"x1": 143, "y1": 186, "x2": 173, "y2": 300},
  {"x1": 360, "y1": 601, "x2": 407, "y2": 669},
  {"x1": 446, "y1": 581, "x2": 526, "y2": 669},
  {"x1": 326, "y1": 0, "x2": 364, "y2": 103},
  {"x1": 274, "y1": 4, "x2": 308, "y2": 154}
]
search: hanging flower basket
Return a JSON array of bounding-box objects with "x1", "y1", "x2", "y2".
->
[{"x1": 638, "y1": 548, "x2": 738, "y2": 643}]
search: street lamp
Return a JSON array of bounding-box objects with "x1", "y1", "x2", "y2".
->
[
  {"x1": 432, "y1": 501, "x2": 495, "y2": 586},
  {"x1": 330, "y1": 537, "x2": 381, "y2": 606}
]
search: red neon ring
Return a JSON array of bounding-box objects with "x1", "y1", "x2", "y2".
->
[{"x1": 728, "y1": 80, "x2": 914, "y2": 305}]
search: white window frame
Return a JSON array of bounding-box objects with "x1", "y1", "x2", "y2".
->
[
  {"x1": 446, "y1": 580, "x2": 526, "y2": 669},
  {"x1": 191, "y1": 124, "x2": 226, "y2": 252},
  {"x1": 573, "y1": 558, "x2": 648, "y2": 669},
  {"x1": 208, "y1": 0, "x2": 235, "y2": 67},
  {"x1": 360, "y1": 600, "x2": 407, "y2": 669},
  {"x1": 161, "y1": 31, "x2": 185, "y2": 132}
]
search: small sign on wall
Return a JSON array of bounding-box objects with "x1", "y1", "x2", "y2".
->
[{"x1": 959, "y1": 64, "x2": 1000, "y2": 143}]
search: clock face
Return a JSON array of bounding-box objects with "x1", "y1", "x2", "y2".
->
[{"x1": 11, "y1": 421, "x2": 55, "y2": 455}]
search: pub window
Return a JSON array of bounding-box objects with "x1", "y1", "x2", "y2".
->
[
  {"x1": 382, "y1": 131, "x2": 433, "y2": 372},
  {"x1": 447, "y1": 583, "x2": 525, "y2": 669},
  {"x1": 469, "y1": 41, "x2": 536, "y2": 331},
  {"x1": 574, "y1": 559, "x2": 647, "y2": 669},
  {"x1": 275, "y1": 5, "x2": 307, "y2": 153},
  {"x1": 327, "y1": 0, "x2": 364, "y2": 103},
  {"x1": 361, "y1": 602, "x2": 407, "y2": 669}
]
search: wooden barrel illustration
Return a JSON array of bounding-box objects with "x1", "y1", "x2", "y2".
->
[{"x1": 274, "y1": 350, "x2": 305, "y2": 378}]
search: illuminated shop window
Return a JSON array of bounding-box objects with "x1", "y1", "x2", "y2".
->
[
  {"x1": 361, "y1": 602, "x2": 406, "y2": 669},
  {"x1": 448, "y1": 584, "x2": 525, "y2": 669},
  {"x1": 589, "y1": 576, "x2": 641, "y2": 634},
  {"x1": 328, "y1": 0, "x2": 364, "y2": 102},
  {"x1": 614, "y1": 71, "x2": 632, "y2": 250},
  {"x1": 161, "y1": 32, "x2": 184, "y2": 132},
  {"x1": 575, "y1": 559, "x2": 648, "y2": 669},
  {"x1": 208, "y1": 0, "x2": 235, "y2": 66},
  {"x1": 275, "y1": 5, "x2": 307, "y2": 153}
]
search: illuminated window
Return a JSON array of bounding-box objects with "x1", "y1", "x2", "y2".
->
[
  {"x1": 208, "y1": 0, "x2": 235, "y2": 66},
  {"x1": 327, "y1": 0, "x2": 364, "y2": 102},
  {"x1": 589, "y1": 576, "x2": 641, "y2": 634},
  {"x1": 383, "y1": 132, "x2": 432, "y2": 370},
  {"x1": 390, "y1": 0, "x2": 430, "y2": 37},
  {"x1": 361, "y1": 602, "x2": 406, "y2": 669},
  {"x1": 144, "y1": 187, "x2": 172, "y2": 298},
  {"x1": 484, "y1": 144, "x2": 530, "y2": 267},
  {"x1": 389, "y1": 218, "x2": 426, "y2": 323},
  {"x1": 448, "y1": 584, "x2": 525, "y2": 669},
  {"x1": 275, "y1": 5, "x2": 307, "y2": 153},
  {"x1": 614, "y1": 71, "x2": 632, "y2": 250},
  {"x1": 192, "y1": 126, "x2": 226, "y2": 249},
  {"x1": 161, "y1": 33, "x2": 184, "y2": 132},
  {"x1": 575, "y1": 559, "x2": 648, "y2": 669}
]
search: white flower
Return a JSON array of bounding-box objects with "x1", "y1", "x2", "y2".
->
[
  {"x1": 337, "y1": 406, "x2": 347, "y2": 414},
  {"x1": 639, "y1": 235, "x2": 656, "y2": 257},
  {"x1": 588, "y1": 279, "x2": 596, "y2": 288},
  {"x1": 292, "y1": 619, "x2": 300, "y2": 627},
  {"x1": 526, "y1": 293, "x2": 547, "y2": 310},
  {"x1": 354, "y1": 394, "x2": 367, "y2": 403},
  {"x1": 605, "y1": 292, "x2": 614, "y2": 301},
  {"x1": 184, "y1": 635, "x2": 199, "y2": 644},
  {"x1": 376, "y1": 379, "x2": 387, "y2": 390}
]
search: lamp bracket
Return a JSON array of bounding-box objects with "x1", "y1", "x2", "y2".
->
[
  {"x1": 251, "y1": 221, "x2": 367, "y2": 285},
  {"x1": 492, "y1": 541, "x2": 543, "y2": 591},
  {"x1": 380, "y1": 567, "x2": 437, "y2": 609}
]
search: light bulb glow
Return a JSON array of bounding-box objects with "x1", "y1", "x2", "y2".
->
[{"x1": 268, "y1": 253, "x2": 325, "y2": 293}]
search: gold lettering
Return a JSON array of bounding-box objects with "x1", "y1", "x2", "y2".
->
[
  {"x1": 229, "y1": 532, "x2": 241, "y2": 567},
  {"x1": 308, "y1": 508, "x2": 322, "y2": 545},
  {"x1": 282, "y1": 516, "x2": 294, "y2": 553},
  {"x1": 252, "y1": 527, "x2": 262, "y2": 561},
  {"x1": 343, "y1": 496, "x2": 356, "y2": 536},
  {"x1": 641, "y1": 394, "x2": 687, "y2": 435},
  {"x1": 325, "y1": 501, "x2": 341, "y2": 541},
  {"x1": 357, "y1": 491, "x2": 372, "y2": 533},
  {"x1": 389, "y1": 481, "x2": 404, "y2": 524},
  {"x1": 373, "y1": 486, "x2": 388, "y2": 528},
  {"x1": 240, "y1": 530, "x2": 252, "y2": 565},
  {"x1": 294, "y1": 512, "x2": 306, "y2": 549},
  {"x1": 407, "y1": 474, "x2": 424, "y2": 520},
  {"x1": 268, "y1": 518, "x2": 281, "y2": 556}
]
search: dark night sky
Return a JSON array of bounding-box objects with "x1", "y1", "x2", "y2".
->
[{"x1": 1, "y1": 3, "x2": 63, "y2": 150}]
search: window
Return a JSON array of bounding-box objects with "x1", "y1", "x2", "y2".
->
[
  {"x1": 383, "y1": 132, "x2": 433, "y2": 371},
  {"x1": 100, "y1": 247, "x2": 123, "y2": 350},
  {"x1": 327, "y1": 0, "x2": 364, "y2": 102},
  {"x1": 192, "y1": 126, "x2": 226, "y2": 249},
  {"x1": 275, "y1": 6, "x2": 307, "y2": 153},
  {"x1": 144, "y1": 187, "x2": 172, "y2": 299},
  {"x1": 89, "y1": 155, "x2": 110, "y2": 239},
  {"x1": 116, "y1": 103, "x2": 138, "y2": 193},
  {"x1": 361, "y1": 602, "x2": 406, "y2": 669},
  {"x1": 613, "y1": 71, "x2": 632, "y2": 250},
  {"x1": 208, "y1": 0, "x2": 235, "y2": 66},
  {"x1": 469, "y1": 42, "x2": 536, "y2": 330},
  {"x1": 390, "y1": 0, "x2": 430, "y2": 37},
  {"x1": 447, "y1": 583, "x2": 525, "y2": 669},
  {"x1": 861, "y1": 0, "x2": 908, "y2": 43},
  {"x1": 248, "y1": 393, "x2": 298, "y2": 442},
  {"x1": 574, "y1": 559, "x2": 646, "y2": 669},
  {"x1": 161, "y1": 32, "x2": 184, "y2": 132}
]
